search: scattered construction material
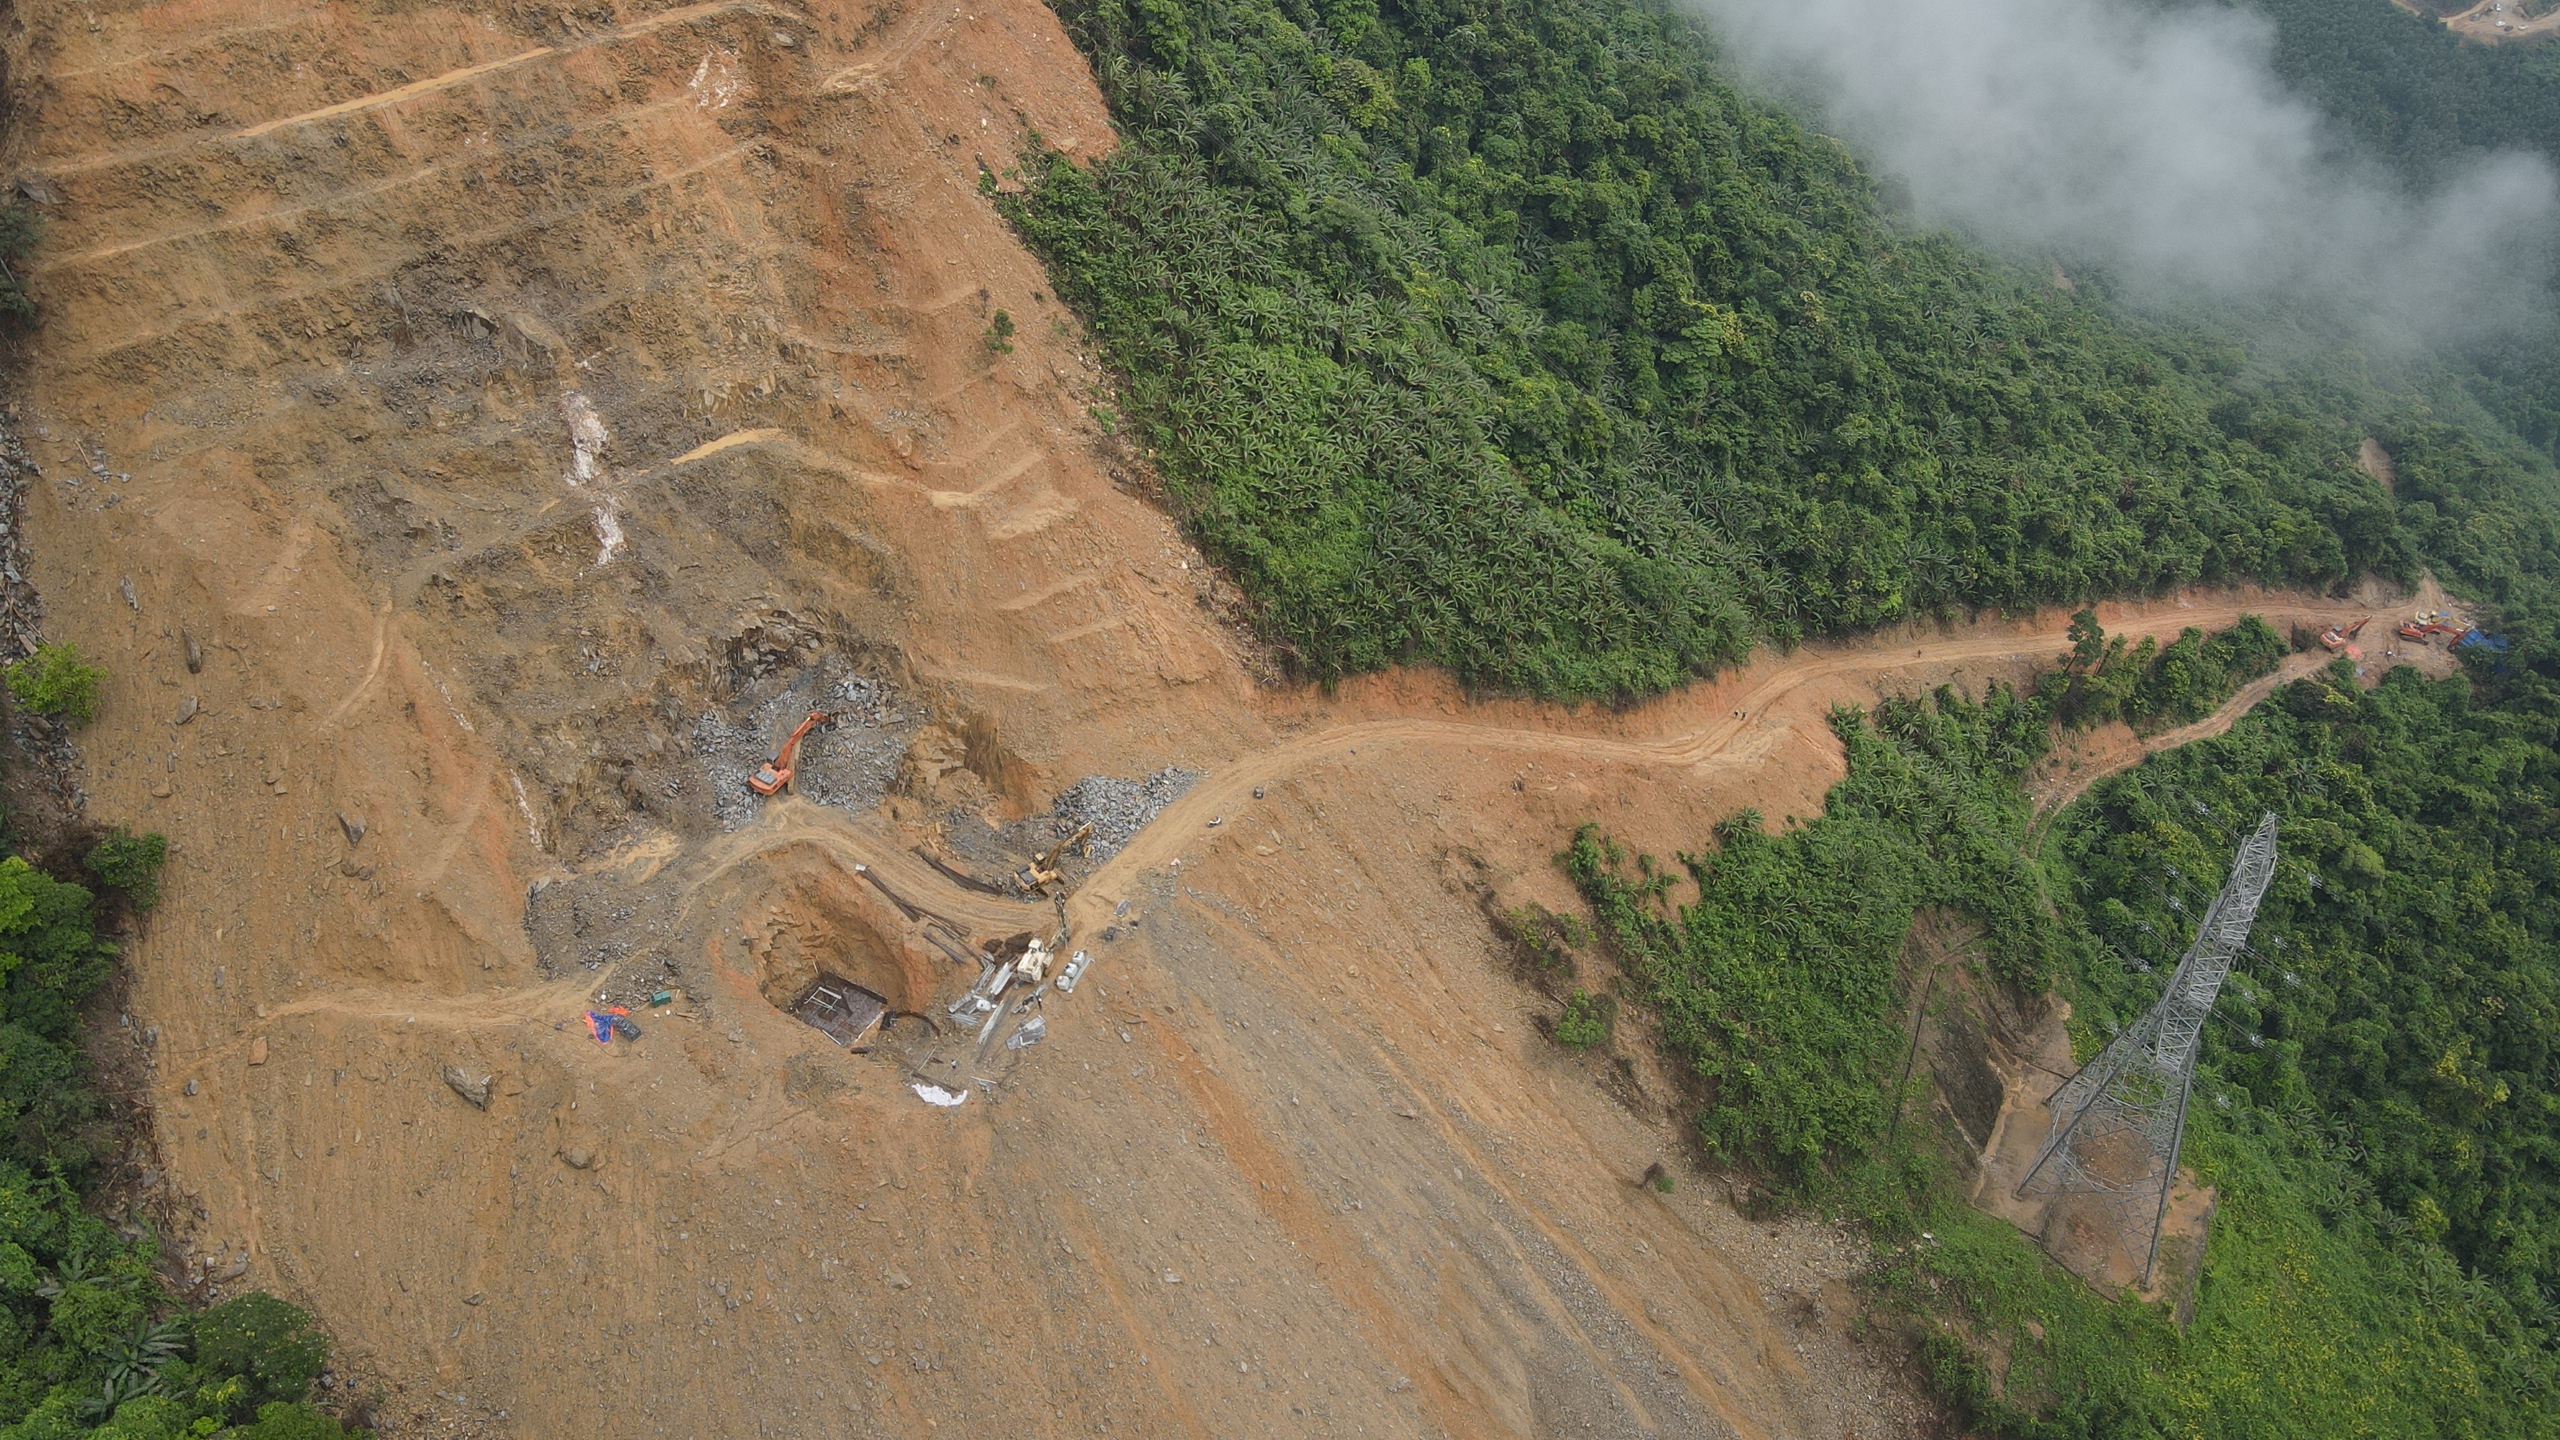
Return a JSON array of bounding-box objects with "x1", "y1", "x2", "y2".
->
[
  {"x1": 849, "y1": 863, "x2": 969, "y2": 932},
  {"x1": 913, "y1": 847, "x2": 1007, "y2": 895},
  {"x1": 922, "y1": 925, "x2": 982, "y2": 968},
  {"x1": 912, "y1": 1083, "x2": 968, "y2": 1107},
  {"x1": 1057, "y1": 949, "x2": 1094, "y2": 994},
  {"x1": 748, "y1": 710, "x2": 829, "y2": 796},
  {"x1": 851, "y1": 862, "x2": 923, "y2": 920},
  {"x1": 2017, "y1": 813, "x2": 2279, "y2": 1286}
]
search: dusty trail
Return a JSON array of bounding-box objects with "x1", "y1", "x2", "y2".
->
[
  {"x1": 1067, "y1": 595, "x2": 2369, "y2": 928},
  {"x1": 2031, "y1": 649, "x2": 2329, "y2": 821},
  {"x1": 661, "y1": 594, "x2": 2373, "y2": 948}
]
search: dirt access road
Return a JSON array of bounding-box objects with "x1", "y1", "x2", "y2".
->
[
  {"x1": 2391, "y1": 0, "x2": 2560, "y2": 43},
  {"x1": 0, "y1": 0, "x2": 2399, "y2": 1434}
]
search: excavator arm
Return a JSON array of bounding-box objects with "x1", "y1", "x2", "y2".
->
[{"x1": 749, "y1": 710, "x2": 829, "y2": 796}]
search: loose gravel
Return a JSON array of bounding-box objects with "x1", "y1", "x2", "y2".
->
[
  {"x1": 695, "y1": 670, "x2": 919, "y2": 831},
  {"x1": 1050, "y1": 767, "x2": 1202, "y2": 861}
]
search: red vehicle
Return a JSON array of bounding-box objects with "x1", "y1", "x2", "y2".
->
[{"x1": 749, "y1": 711, "x2": 829, "y2": 796}]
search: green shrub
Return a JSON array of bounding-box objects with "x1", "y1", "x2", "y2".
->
[
  {"x1": 2050, "y1": 613, "x2": 2287, "y2": 731},
  {"x1": 4, "y1": 647, "x2": 100, "y2": 727},
  {"x1": 0, "y1": 858, "x2": 117, "y2": 1173},
  {"x1": 189, "y1": 1297, "x2": 325, "y2": 1408},
  {"x1": 43, "y1": 1280, "x2": 146, "y2": 1361},
  {"x1": 1493, "y1": 904, "x2": 1577, "y2": 977},
  {"x1": 982, "y1": 309, "x2": 1015, "y2": 355},
  {"x1": 220, "y1": 1401, "x2": 365, "y2": 1440},
  {"x1": 1554, "y1": 989, "x2": 1612, "y2": 1049},
  {"x1": 81, "y1": 835, "x2": 164, "y2": 913}
]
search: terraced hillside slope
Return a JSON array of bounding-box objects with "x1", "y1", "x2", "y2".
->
[{"x1": 0, "y1": 0, "x2": 2391, "y2": 1434}]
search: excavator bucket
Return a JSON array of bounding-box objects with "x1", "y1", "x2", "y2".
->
[{"x1": 747, "y1": 710, "x2": 828, "y2": 797}]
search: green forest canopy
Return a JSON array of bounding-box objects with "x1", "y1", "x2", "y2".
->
[
  {"x1": 2238, "y1": 0, "x2": 2560, "y2": 471},
  {"x1": 1567, "y1": 650, "x2": 2560, "y2": 1437},
  {"x1": 1006, "y1": 0, "x2": 2560, "y2": 697}
]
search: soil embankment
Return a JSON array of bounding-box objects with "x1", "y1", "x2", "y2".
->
[{"x1": 0, "y1": 0, "x2": 2396, "y2": 1434}]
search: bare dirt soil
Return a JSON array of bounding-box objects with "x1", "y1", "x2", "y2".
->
[
  {"x1": 2397, "y1": 0, "x2": 2560, "y2": 43},
  {"x1": 2454, "y1": 1, "x2": 2560, "y2": 44},
  {"x1": 0, "y1": 0, "x2": 2403, "y2": 1434}
]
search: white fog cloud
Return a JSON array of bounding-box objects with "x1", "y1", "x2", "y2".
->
[{"x1": 1691, "y1": 0, "x2": 2558, "y2": 340}]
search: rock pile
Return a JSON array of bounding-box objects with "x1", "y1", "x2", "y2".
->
[{"x1": 1051, "y1": 767, "x2": 1201, "y2": 860}]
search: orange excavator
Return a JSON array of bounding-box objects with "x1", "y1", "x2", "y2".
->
[
  {"x1": 2318, "y1": 618, "x2": 2369, "y2": 652},
  {"x1": 749, "y1": 710, "x2": 829, "y2": 796}
]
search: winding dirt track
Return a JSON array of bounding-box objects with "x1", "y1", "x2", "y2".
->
[
  {"x1": 315, "y1": 595, "x2": 2388, "y2": 1026},
  {"x1": 2030, "y1": 648, "x2": 2331, "y2": 821},
  {"x1": 663, "y1": 595, "x2": 2375, "y2": 947},
  {"x1": 1059, "y1": 595, "x2": 2378, "y2": 930}
]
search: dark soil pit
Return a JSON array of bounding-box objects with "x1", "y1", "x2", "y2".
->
[{"x1": 789, "y1": 974, "x2": 888, "y2": 1048}]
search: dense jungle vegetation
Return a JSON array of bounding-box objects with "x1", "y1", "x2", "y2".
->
[
  {"x1": 1008, "y1": 0, "x2": 2455, "y2": 696},
  {"x1": 1568, "y1": 645, "x2": 2558, "y2": 1437},
  {"x1": 2239, "y1": 0, "x2": 2560, "y2": 468},
  {"x1": 2245, "y1": 0, "x2": 2560, "y2": 183},
  {"x1": 0, "y1": 670, "x2": 364, "y2": 1439}
]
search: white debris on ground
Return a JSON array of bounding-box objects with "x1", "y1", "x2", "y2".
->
[
  {"x1": 689, "y1": 48, "x2": 748, "y2": 109},
  {"x1": 558, "y1": 390, "x2": 624, "y2": 566},
  {"x1": 559, "y1": 392, "x2": 611, "y2": 483},
  {"x1": 1050, "y1": 767, "x2": 1202, "y2": 861},
  {"x1": 591, "y1": 507, "x2": 624, "y2": 566}
]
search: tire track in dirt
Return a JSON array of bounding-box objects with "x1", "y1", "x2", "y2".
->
[
  {"x1": 1146, "y1": 1015, "x2": 1504, "y2": 1439},
  {"x1": 226, "y1": 0, "x2": 786, "y2": 139}
]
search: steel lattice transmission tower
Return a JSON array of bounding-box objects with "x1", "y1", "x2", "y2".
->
[{"x1": 2016, "y1": 812, "x2": 2280, "y2": 1285}]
